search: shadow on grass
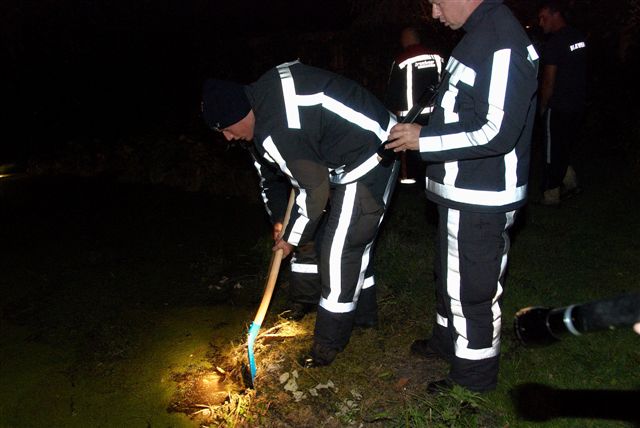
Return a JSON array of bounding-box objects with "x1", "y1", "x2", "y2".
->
[{"x1": 511, "y1": 383, "x2": 640, "y2": 423}]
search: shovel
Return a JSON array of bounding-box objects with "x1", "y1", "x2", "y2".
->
[{"x1": 245, "y1": 189, "x2": 295, "y2": 388}]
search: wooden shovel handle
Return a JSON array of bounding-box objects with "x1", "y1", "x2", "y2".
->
[{"x1": 253, "y1": 189, "x2": 295, "y2": 326}]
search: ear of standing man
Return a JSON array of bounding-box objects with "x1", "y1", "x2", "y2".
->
[{"x1": 387, "y1": 0, "x2": 539, "y2": 392}]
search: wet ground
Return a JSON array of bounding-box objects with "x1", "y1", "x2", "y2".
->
[{"x1": 0, "y1": 175, "x2": 271, "y2": 427}]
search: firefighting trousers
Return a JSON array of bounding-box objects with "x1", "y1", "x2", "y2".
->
[
  {"x1": 302, "y1": 160, "x2": 399, "y2": 351},
  {"x1": 542, "y1": 108, "x2": 583, "y2": 191},
  {"x1": 430, "y1": 206, "x2": 516, "y2": 392},
  {"x1": 289, "y1": 232, "x2": 324, "y2": 306}
]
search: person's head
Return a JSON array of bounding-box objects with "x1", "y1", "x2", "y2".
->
[
  {"x1": 201, "y1": 79, "x2": 255, "y2": 141},
  {"x1": 429, "y1": 0, "x2": 484, "y2": 31},
  {"x1": 400, "y1": 27, "x2": 421, "y2": 49},
  {"x1": 538, "y1": 0, "x2": 567, "y2": 34}
]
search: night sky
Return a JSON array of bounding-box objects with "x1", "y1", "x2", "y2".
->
[
  {"x1": 2, "y1": 0, "x2": 353, "y2": 161},
  {"x1": 3, "y1": 0, "x2": 637, "y2": 164}
]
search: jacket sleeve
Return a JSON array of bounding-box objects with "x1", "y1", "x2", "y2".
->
[
  {"x1": 283, "y1": 159, "x2": 329, "y2": 247},
  {"x1": 259, "y1": 131, "x2": 329, "y2": 247},
  {"x1": 247, "y1": 146, "x2": 289, "y2": 224},
  {"x1": 384, "y1": 61, "x2": 406, "y2": 113},
  {"x1": 418, "y1": 49, "x2": 537, "y2": 162}
]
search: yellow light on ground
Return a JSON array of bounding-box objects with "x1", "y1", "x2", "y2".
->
[
  {"x1": 0, "y1": 173, "x2": 25, "y2": 180},
  {"x1": 168, "y1": 313, "x2": 315, "y2": 422}
]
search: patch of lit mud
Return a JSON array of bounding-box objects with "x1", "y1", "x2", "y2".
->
[{"x1": 168, "y1": 318, "x2": 315, "y2": 425}]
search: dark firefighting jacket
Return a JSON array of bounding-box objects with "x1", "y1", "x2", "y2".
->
[
  {"x1": 419, "y1": 0, "x2": 539, "y2": 213},
  {"x1": 245, "y1": 61, "x2": 395, "y2": 246},
  {"x1": 386, "y1": 44, "x2": 444, "y2": 118}
]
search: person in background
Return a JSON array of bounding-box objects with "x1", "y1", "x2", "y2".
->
[
  {"x1": 386, "y1": 0, "x2": 539, "y2": 393},
  {"x1": 385, "y1": 26, "x2": 444, "y2": 185},
  {"x1": 202, "y1": 60, "x2": 399, "y2": 367},
  {"x1": 537, "y1": 0, "x2": 587, "y2": 206}
]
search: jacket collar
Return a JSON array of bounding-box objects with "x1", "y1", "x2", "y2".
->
[{"x1": 463, "y1": 0, "x2": 503, "y2": 33}]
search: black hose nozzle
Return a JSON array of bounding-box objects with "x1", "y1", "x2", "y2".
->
[
  {"x1": 377, "y1": 84, "x2": 438, "y2": 168},
  {"x1": 514, "y1": 292, "x2": 640, "y2": 347}
]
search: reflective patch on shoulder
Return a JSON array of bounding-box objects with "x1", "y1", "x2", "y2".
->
[
  {"x1": 415, "y1": 59, "x2": 436, "y2": 69},
  {"x1": 570, "y1": 41, "x2": 586, "y2": 52},
  {"x1": 447, "y1": 57, "x2": 476, "y2": 87},
  {"x1": 527, "y1": 44, "x2": 539, "y2": 64}
]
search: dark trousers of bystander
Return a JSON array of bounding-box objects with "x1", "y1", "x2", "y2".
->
[{"x1": 542, "y1": 108, "x2": 584, "y2": 191}]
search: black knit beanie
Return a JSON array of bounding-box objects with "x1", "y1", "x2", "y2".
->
[{"x1": 201, "y1": 79, "x2": 251, "y2": 130}]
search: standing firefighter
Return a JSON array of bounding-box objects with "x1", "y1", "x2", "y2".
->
[
  {"x1": 387, "y1": 0, "x2": 539, "y2": 392},
  {"x1": 385, "y1": 26, "x2": 444, "y2": 184},
  {"x1": 202, "y1": 61, "x2": 398, "y2": 367}
]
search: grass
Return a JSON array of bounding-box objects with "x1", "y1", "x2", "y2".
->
[
  {"x1": 0, "y1": 145, "x2": 638, "y2": 427},
  {"x1": 369, "y1": 149, "x2": 640, "y2": 427},
  {"x1": 235, "y1": 145, "x2": 640, "y2": 427},
  {"x1": 229, "y1": 146, "x2": 638, "y2": 427}
]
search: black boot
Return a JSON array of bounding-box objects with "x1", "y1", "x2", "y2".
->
[
  {"x1": 281, "y1": 302, "x2": 314, "y2": 321},
  {"x1": 410, "y1": 338, "x2": 452, "y2": 363},
  {"x1": 427, "y1": 378, "x2": 456, "y2": 394},
  {"x1": 353, "y1": 317, "x2": 378, "y2": 329},
  {"x1": 300, "y1": 342, "x2": 339, "y2": 368}
]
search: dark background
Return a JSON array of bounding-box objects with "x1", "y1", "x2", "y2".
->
[
  {"x1": 2, "y1": 0, "x2": 355, "y2": 163},
  {"x1": 2, "y1": 0, "x2": 639, "y2": 171}
]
